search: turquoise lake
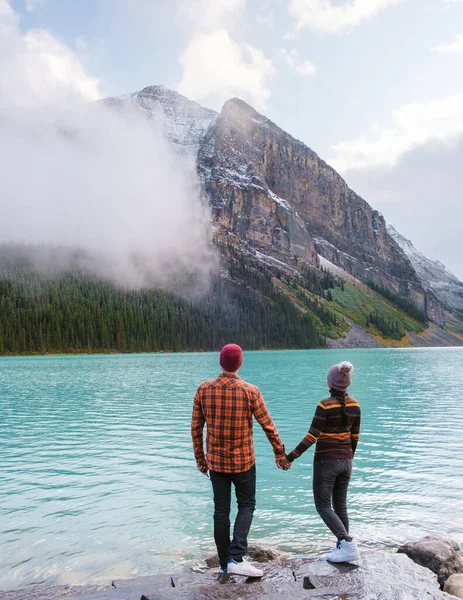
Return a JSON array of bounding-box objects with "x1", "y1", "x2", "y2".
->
[{"x1": 1, "y1": 348, "x2": 463, "y2": 590}]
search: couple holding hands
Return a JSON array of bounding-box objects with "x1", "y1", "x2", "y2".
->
[{"x1": 191, "y1": 344, "x2": 361, "y2": 578}]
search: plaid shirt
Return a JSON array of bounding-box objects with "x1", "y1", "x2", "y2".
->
[{"x1": 191, "y1": 373, "x2": 285, "y2": 474}]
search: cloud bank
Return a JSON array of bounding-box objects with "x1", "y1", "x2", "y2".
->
[{"x1": 0, "y1": 0, "x2": 216, "y2": 292}]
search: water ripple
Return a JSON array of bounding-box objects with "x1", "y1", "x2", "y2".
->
[{"x1": 1, "y1": 348, "x2": 463, "y2": 590}]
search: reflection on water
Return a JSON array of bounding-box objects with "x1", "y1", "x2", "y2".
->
[{"x1": 1, "y1": 348, "x2": 462, "y2": 590}]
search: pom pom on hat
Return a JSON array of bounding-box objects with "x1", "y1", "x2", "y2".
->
[{"x1": 327, "y1": 361, "x2": 354, "y2": 392}]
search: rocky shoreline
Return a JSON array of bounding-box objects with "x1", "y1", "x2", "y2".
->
[{"x1": 2, "y1": 538, "x2": 462, "y2": 600}]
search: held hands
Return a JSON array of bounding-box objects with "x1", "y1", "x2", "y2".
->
[
  {"x1": 276, "y1": 455, "x2": 292, "y2": 471},
  {"x1": 196, "y1": 459, "x2": 209, "y2": 476}
]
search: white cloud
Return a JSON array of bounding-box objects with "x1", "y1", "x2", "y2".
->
[
  {"x1": 0, "y1": 1, "x2": 217, "y2": 291},
  {"x1": 176, "y1": 0, "x2": 275, "y2": 111},
  {"x1": 0, "y1": 0, "x2": 16, "y2": 22},
  {"x1": 278, "y1": 47, "x2": 317, "y2": 77},
  {"x1": 176, "y1": 0, "x2": 245, "y2": 31},
  {"x1": 329, "y1": 94, "x2": 463, "y2": 171},
  {"x1": 178, "y1": 29, "x2": 275, "y2": 111},
  {"x1": 0, "y1": 12, "x2": 101, "y2": 109},
  {"x1": 288, "y1": 0, "x2": 402, "y2": 34},
  {"x1": 433, "y1": 34, "x2": 463, "y2": 54},
  {"x1": 25, "y1": 0, "x2": 46, "y2": 12}
]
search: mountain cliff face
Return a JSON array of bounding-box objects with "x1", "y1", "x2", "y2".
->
[
  {"x1": 198, "y1": 98, "x2": 422, "y2": 299},
  {"x1": 108, "y1": 85, "x2": 463, "y2": 338}
]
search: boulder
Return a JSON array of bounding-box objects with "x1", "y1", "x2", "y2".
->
[
  {"x1": 444, "y1": 574, "x2": 463, "y2": 599},
  {"x1": 438, "y1": 551, "x2": 463, "y2": 588},
  {"x1": 398, "y1": 536, "x2": 460, "y2": 574}
]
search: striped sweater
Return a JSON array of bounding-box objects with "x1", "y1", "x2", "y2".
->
[{"x1": 287, "y1": 394, "x2": 361, "y2": 462}]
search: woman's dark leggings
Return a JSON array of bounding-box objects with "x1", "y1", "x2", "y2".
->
[{"x1": 313, "y1": 458, "x2": 353, "y2": 541}]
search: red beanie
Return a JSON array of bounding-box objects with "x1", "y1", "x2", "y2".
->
[{"x1": 220, "y1": 344, "x2": 243, "y2": 373}]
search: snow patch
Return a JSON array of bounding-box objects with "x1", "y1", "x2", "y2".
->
[
  {"x1": 314, "y1": 237, "x2": 358, "y2": 263},
  {"x1": 254, "y1": 250, "x2": 297, "y2": 272},
  {"x1": 268, "y1": 190, "x2": 292, "y2": 211}
]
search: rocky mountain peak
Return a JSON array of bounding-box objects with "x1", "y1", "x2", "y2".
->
[{"x1": 107, "y1": 84, "x2": 217, "y2": 157}]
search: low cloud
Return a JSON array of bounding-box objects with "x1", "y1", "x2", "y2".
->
[
  {"x1": 288, "y1": 0, "x2": 402, "y2": 35},
  {"x1": 0, "y1": 1, "x2": 217, "y2": 292}
]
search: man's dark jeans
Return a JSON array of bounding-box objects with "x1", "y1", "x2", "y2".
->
[
  {"x1": 313, "y1": 458, "x2": 353, "y2": 541},
  {"x1": 209, "y1": 465, "x2": 256, "y2": 569}
]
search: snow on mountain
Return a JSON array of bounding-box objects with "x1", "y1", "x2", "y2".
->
[
  {"x1": 106, "y1": 85, "x2": 217, "y2": 159},
  {"x1": 388, "y1": 225, "x2": 463, "y2": 311}
]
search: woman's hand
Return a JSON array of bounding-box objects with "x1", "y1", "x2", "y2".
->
[{"x1": 276, "y1": 455, "x2": 292, "y2": 470}]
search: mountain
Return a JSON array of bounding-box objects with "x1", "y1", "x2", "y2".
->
[
  {"x1": 1, "y1": 85, "x2": 462, "y2": 354},
  {"x1": 105, "y1": 85, "x2": 463, "y2": 345}
]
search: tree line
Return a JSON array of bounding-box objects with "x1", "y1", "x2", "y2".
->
[{"x1": 0, "y1": 246, "x2": 325, "y2": 355}]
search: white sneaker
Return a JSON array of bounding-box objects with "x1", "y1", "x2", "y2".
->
[
  {"x1": 227, "y1": 558, "x2": 264, "y2": 577},
  {"x1": 325, "y1": 539, "x2": 360, "y2": 563}
]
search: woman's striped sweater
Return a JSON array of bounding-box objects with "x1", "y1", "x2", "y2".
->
[{"x1": 287, "y1": 395, "x2": 361, "y2": 462}]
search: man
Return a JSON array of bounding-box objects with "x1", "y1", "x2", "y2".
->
[{"x1": 191, "y1": 343, "x2": 288, "y2": 577}]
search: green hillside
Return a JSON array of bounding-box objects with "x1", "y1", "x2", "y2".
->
[
  {"x1": 0, "y1": 243, "x2": 438, "y2": 355},
  {"x1": 330, "y1": 283, "x2": 426, "y2": 341}
]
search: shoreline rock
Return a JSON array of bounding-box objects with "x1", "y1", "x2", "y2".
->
[
  {"x1": 1, "y1": 538, "x2": 462, "y2": 600},
  {"x1": 398, "y1": 536, "x2": 460, "y2": 575}
]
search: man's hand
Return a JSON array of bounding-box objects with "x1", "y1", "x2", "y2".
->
[
  {"x1": 196, "y1": 460, "x2": 209, "y2": 476},
  {"x1": 276, "y1": 455, "x2": 291, "y2": 470}
]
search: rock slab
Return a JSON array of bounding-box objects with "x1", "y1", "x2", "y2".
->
[{"x1": 300, "y1": 551, "x2": 457, "y2": 599}]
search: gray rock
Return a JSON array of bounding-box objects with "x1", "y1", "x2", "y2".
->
[
  {"x1": 438, "y1": 552, "x2": 463, "y2": 588},
  {"x1": 398, "y1": 536, "x2": 460, "y2": 574},
  {"x1": 301, "y1": 551, "x2": 453, "y2": 599},
  {"x1": 444, "y1": 574, "x2": 463, "y2": 599},
  {"x1": 4, "y1": 550, "x2": 462, "y2": 600}
]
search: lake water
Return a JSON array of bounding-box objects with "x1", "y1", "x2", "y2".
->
[{"x1": 1, "y1": 348, "x2": 463, "y2": 590}]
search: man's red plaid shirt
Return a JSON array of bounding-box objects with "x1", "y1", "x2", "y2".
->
[{"x1": 191, "y1": 373, "x2": 285, "y2": 474}]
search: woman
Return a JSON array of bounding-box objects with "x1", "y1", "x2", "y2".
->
[{"x1": 284, "y1": 361, "x2": 361, "y2": 563}]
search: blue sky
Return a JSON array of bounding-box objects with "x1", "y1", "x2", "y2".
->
[{"x1": 3, "y1": 0, "x2": 463, "y2": 277}]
